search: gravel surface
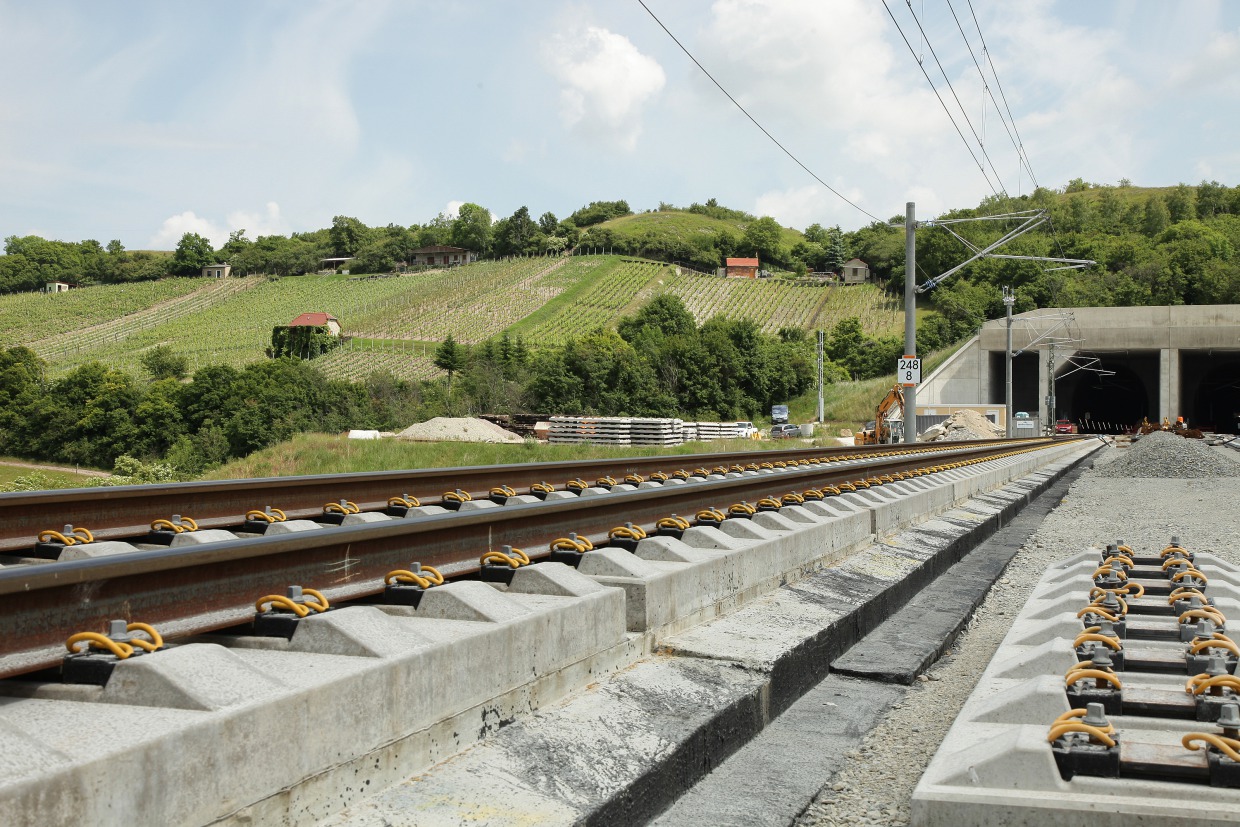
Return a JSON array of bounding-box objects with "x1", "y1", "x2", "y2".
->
[
  {"x1": 1095, "y1": 429, "x2": 1240, "y2": 477},
  {"x1": 396, "y1": 416, "x2": 523, "y2": 443},
  {"x1": 797, "y1": 439, "x2": 1240, "y2": 827}
]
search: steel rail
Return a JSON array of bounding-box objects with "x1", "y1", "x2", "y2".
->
[
  {"x1": 0, "y1": 440, "x2": 1008, "y2": 553},
  {"x1": 0, "y1": 440, "x2": 1058, "y2": 680}
]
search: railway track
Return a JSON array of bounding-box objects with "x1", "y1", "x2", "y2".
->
[
  {"x1": 0, "y1": 436, "x2": 1092, "y2": 826},
  {"x1": 0, "y1": 439, "x2": 1049, "y2": 680},
  {"x1": 0, "y1": 441, "x2": 975, "y2": 552}
]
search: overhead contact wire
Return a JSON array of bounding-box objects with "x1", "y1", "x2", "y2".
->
[
  {"x1": 946, "y1": 0, "x2": 1037, "y2": 189},
  {"x1": 636, "y1": 0, "x2": 885, "y2": 225},
  {"x1": 893, "y1": 0, "x2": 1007, "y2": 197},
  {"x1": 966, "y1": 0, "x2": 1038, "y2": 189}
]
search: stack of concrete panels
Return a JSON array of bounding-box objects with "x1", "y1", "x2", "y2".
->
[
  {"x1": 689, "y1": 422, "x2": 741, "y2": 441},
  {"x1": 629, "y1": 418, "x2": 683, "y2": 446},
  {"x1": 549, "y1": 417, "x2": 683, "y2": 446}
]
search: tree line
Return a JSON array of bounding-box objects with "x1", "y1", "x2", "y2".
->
[
  {"x1": 857, "y1": 180, "x2": 1240, "y2": 337},
  {"x1": 0, "y1": 200, "x2": 638, "y2": 294}
]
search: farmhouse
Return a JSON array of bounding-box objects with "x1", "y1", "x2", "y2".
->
[
  {"x1": 202, "y1": 264, "x2": 231, "y2": 279},
  {"x1": 45, "y1": 281, "x2": 72, "y2": 293},
  {"x1": 841, "y1": 258, "x2": 870, "y2": 284},
  {"x1": 725, "y1": 257, "x2": 759, "y2": 278},
  {"x1": 288, "y1": 312, "x2": 341, "y2": 336},
  {"x1": 409, "y1": 245, "x2": 478, "y2": 267}
]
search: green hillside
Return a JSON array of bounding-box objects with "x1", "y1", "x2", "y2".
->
[
  {"x1": 591, "y1": 210, "x2": 804, "y2": 256},
  {"x1": 5, "y1": 255, "x2": 906, "y2": 380}
]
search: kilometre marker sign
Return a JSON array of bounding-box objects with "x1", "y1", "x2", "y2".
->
[{"x1": 898, "y1": 356, "x2": 921, "y2": 386}]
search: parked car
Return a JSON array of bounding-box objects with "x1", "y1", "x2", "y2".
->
[
  {"x1": 1055, "y1": 419, "x2": 1077, "y2": 434},
  {"x1": 735, "y1": 421, "x2": 758, "y2": 438},
  {"x1": 1014, "y1": 411, "x2": 1030, "y2": 419},
  {"x1": 770, "y1": 423, "x2": 801, "y2": 439}
]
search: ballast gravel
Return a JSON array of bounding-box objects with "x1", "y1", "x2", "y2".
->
[
  {"x1": 1095, "y1": 429, "x2": 1240, "y2": 477},
  {"x1": 797, "y1": 438, "x2": 1240, "y2": 827}
]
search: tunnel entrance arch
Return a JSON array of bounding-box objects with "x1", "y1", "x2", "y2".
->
[
  {"x1": 1056, "y1": 352, "x2": 1158, "y2": 433},
  {"x1": 1183, "y1": 352, "x2": 1240, "y2": 433}
]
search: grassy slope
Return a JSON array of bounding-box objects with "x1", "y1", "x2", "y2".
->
[
  {"x1": 0, "y1": 278, "x2": 209, "y2": 349},
  {"x1": 13, "y1": 256, "x2": 914, "y2": 380},
  {"x1": 205, "y1": 432, "x2": 834, "y2": 479},
  {"x1": 785, "y1": 339, "x2": 968, "y2": 433},
  {"x1": 0, "y1": 460, "x2": 104, "y2": 490}
]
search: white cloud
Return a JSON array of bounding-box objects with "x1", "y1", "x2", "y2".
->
[
  {"x1": 150, "y1": 211, "x2": 225, "y2": 249},
  {"x1": 225, "y1": 202, "x2": 287, "y2": 240},
  {"x1": 150, "y1": 202, "x2": 288, "y2": 249},
  {"x1": 213, "y1": 3, "x2": 394, "y2": 155},
  {"x1": 442, "y1": 201, "x2": 464, "y2": 220},
  {"x1": 754, "y1": 185, "x2": 829, "y2": 231},
  {"x1": 543, "y1": 25, "x2": 666, "y2": 151}
]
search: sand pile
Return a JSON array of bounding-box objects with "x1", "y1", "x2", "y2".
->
[
  {"x1": 397, "y1": 417, "x2": 523, "y2": 443},
  {"x1": 919, "y1": 409, "x2": 1003, "y2": 442}
]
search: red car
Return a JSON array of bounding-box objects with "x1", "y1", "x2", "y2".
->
[{"x1": 1055, "y1": 419, "x2": 1077, "y2": 434}]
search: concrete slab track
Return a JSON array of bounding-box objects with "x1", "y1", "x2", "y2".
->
[{"x1": 0, "y1": 440, "x2": 1096, "y2": 826}]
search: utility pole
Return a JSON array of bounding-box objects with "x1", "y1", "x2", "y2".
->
[
  {"x1": 816, "y1": 330, "x2": 825, "y2": 423},
  {"x1": 1046, "y1": 340, "x2": 1056, "y2": 433},
  {"x1": 1003, "y1": 286, "x2": 1015, "y2": 437},
  {"x1": 905, "y1": 206, "x2": 1092, "y2": 443},
  {"x1": 904, "y1": 202, "x2": 917, "y2": 444}
]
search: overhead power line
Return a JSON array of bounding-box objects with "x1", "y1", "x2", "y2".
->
[
  {"x1": 945, "y1": 0, "x2": 1037, "y2": 190},
  {"x1": 635, "y1": 0, "x2": 885, "y2": 225},
  {"x1": 880, "y1": 0, "x2": 1004, "y2": 199},
  {"x1": 897, "y1": 0, "x2": 1010, "y2": 198},
  {"x1": 966, "y1": 0, "x2": 1038, "y2": 190}
]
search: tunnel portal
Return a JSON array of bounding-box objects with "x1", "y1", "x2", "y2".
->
[
  {"x1": 1183, "y1": 352, "x2": 1240, "y2": 433},
  {"x1": 1056, "y1": 352, "x2": 1157, "y2": 434}
]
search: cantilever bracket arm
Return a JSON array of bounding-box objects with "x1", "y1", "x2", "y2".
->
[{"x1": 915, "y1": 209, "x2": 1097, "y2": 293}]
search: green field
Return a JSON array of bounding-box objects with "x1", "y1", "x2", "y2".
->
[
  {"x1": 0, "y1": 460, "x2": 105, "y2": 491},
  {"x1": 204, "y1": 431, "x2": 832, "y2": 480},
  {"x1": 7, "y1": 255, "x2": 909, "y2": 380}
]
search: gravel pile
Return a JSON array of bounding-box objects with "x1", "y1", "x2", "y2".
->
[
  {"x1": 396, "y1": 416, "x2": 523, "y2": 443},
  {"x1": 1095, "y1": 430, "x2": 1240, "y2": 478},
  {"x1": 918, "y1": 409, "x2": 1003, "y2": 442},
  {"x1": 797, "y1": 446, "x2": 1240, "y2": 826}
]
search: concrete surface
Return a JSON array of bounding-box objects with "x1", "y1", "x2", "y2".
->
[
  {"x1": 321, "y1": 443, "x2": 1096, "y2": 826},
  {"x1": 912, "y1": 538, "x2": 1240, "y2": 824},
  {"x1": 0, "y1": 440, "x2": 1091, "y2": 827}
]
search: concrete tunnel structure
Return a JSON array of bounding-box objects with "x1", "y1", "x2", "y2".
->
[{"x1": 918, "y1": 305, "x2": 1240, "y2": 433}]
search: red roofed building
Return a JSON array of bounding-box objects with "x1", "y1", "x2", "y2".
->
[
  {"x1": 288, "y1": 312, "x2": 341, "y2": 336},
  {"x1": 725, "y1": 257, "x2": 759, "y2": 278}
]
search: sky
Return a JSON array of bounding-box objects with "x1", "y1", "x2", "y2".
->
[{"x1": 1, "y1": 0, "x2": 1237, "y2": 250}]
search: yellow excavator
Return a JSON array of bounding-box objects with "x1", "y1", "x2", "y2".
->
[{"x1": 855, "y1": 383, "x2": 906, "y2": 445}]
